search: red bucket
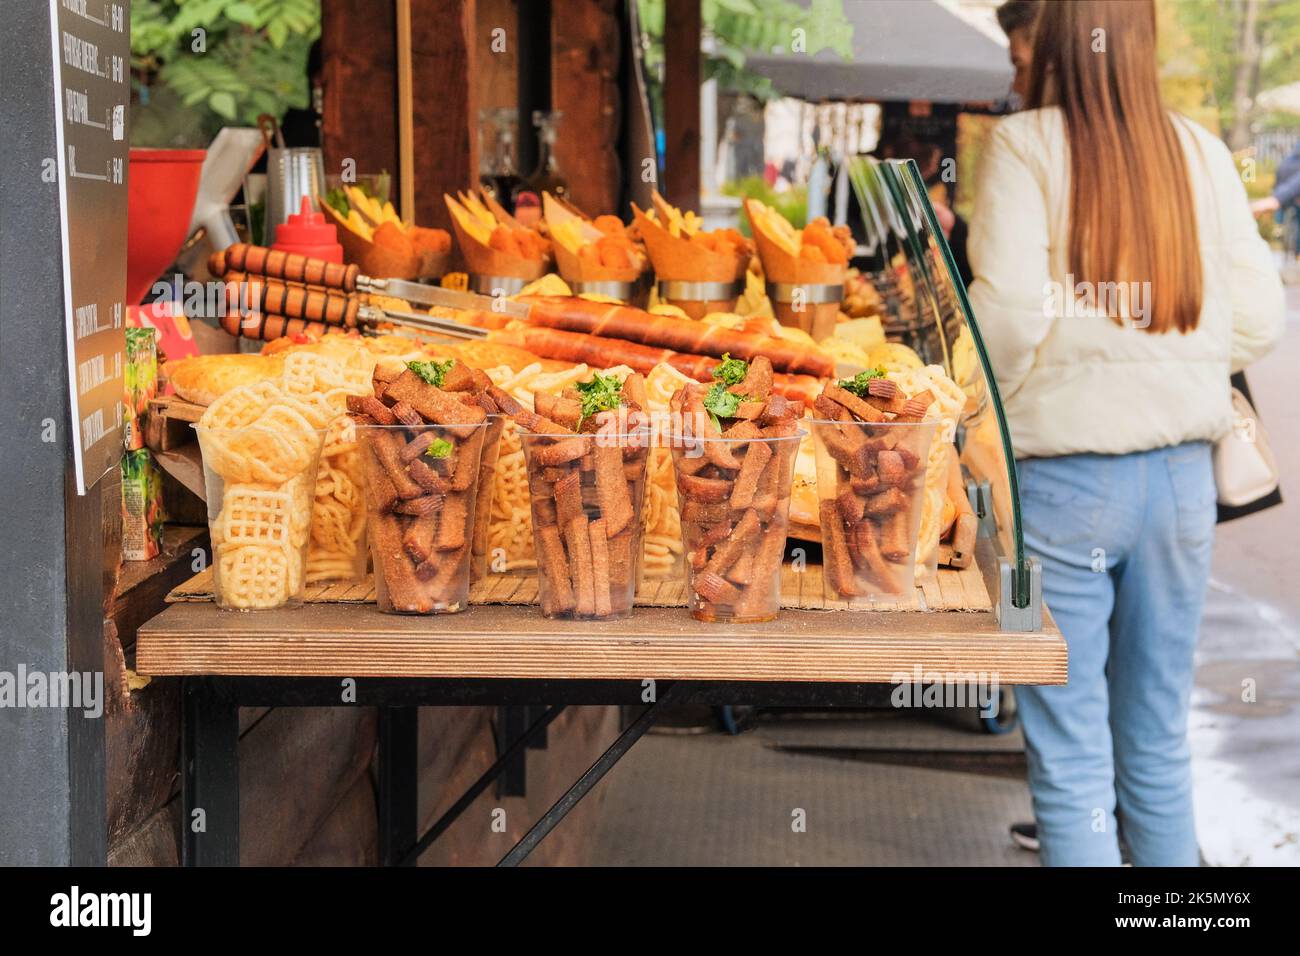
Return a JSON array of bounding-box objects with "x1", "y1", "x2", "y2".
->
[{"x1": 126, "y1": 148, "x2": 206, "y2": 305}]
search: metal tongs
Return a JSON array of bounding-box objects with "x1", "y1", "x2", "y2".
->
[{"x1": 207, "y1": 243, "x2": 531, "y2": 341}]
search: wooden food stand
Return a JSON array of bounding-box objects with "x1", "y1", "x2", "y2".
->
[
  {"x1": 137, "y1": 534, "x2": 1063, "y2": 866},
  {"x1": 0, "y1": 0, "x2": 1063, "y2": 869}
]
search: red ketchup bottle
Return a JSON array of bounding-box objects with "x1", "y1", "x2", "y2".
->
[{"x1": 272, "y1": 196, "x2": 343, "y2": 263}]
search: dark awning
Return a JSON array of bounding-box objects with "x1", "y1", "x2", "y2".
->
[{"x1": 745, "y1": 0, "x2": 1013, "y2": 104}]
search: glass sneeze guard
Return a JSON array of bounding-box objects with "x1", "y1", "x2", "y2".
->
[{"x1": 847, "y1": 156, "x2": 1040, "y2": 630}]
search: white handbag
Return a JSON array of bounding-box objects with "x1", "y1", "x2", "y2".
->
[{"x1": 1213, "y1": 387, "x2": 1280, "y2": 507}]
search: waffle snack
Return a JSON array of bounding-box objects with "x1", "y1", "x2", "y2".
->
[
  {"x1": 669, "y1": 356, "x2": 804, "y2": 623},
  {"x1": 196, "y1": 381, "x2": 324, "y2": 610},
  {"x1": 512, "y1": 371, "x2": 652, "y2": 619}
]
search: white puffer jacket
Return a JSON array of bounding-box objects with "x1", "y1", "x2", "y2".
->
[{"x1": 967, "y1": 108, "x2": 1284, "y2": 459}]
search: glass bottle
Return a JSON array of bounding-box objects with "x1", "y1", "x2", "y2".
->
[
  {"x1": 527, "y1": 110, "x2": 568, "y2": 203},
  {"x1": 480, "y1": 108, "x2": 526, "y2": 214}
]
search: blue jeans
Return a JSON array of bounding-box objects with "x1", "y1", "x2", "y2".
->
[{"x1": 1015, "y1": 443, "x2": 1216, "y2": 866}]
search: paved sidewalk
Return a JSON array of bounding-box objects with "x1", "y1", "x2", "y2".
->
[
  {"x1": 588, "y1": 712, "x2": 1038, "y2": 866},
  {"x1": 1191, "y1": 280, "x2": 1300, "y2": 865}
]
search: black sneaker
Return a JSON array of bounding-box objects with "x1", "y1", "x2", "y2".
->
[{"x1": 1010, "y1": 822, "x2": 1039, "y2": 852}]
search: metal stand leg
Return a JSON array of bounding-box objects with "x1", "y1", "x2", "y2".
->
[
  {"x1": 400, "y1": 705, "x2": 566, "y2": 866},
  {"x1": 181, "y1": 676, "x2": 240, "y2": 867},
  {"x1": 377, "y1": 706, "x2": 418, "y2": 866},
  {"x1": 525, "y1": 705, "x2": 549, "y2": 749},
  {"x1": 497, "y1": 682, "x2": 683, "y2": 867},
  {"x1": 495, "y1": 706, "x2": 529, "y2": 797}
]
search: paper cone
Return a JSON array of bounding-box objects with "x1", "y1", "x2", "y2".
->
[
  {"x1": 321, "y1": 201, "x2": 422, "y2": 279},
  {"x1": 552, "y1": 241, "x2": 644, "y2": 285},
  {"x1": 477, "y1": 188, "x2": 521, "y2": 228},
  {"x1": 543, "y1": 191, "x2": 585, "y2": 229},
  {"x1": 546, "y1": 191, "x2": 592, "y2": 221},
  {"x1": 446, "y1": 195, "x2": 549, "y2": 281},
  {"x1": 744, "y1": 198, "x2": 846, "y2": 286},
  {"x1": 631, "y1": 204, "x2": 734, "y2": 282},
  {"x1": 632, "y1": 205, "x2": 743, "y2": 317}
]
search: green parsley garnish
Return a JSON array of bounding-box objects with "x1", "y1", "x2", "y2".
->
[
  {"x1": 575, "y1": 372, "x2": 625, "y2": 426},
  {"x1": 703, "y1": 381, "x2": 745, "y2": 431},
  {"x1": 711, "y1": 353, "x2": 748, "y2": 386},
  {"x1": 837, "y1": 366, "x2": 887, "y2": 398},
  {"x1": 424, "y1": 438, "x2": 453, "y2": 459},
  {"x1": 408, "y1": 359, "x2": 455, "y2": 387}
]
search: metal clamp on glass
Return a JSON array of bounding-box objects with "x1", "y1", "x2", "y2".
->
[
  {"x1": 765, "y1": 281, "x2": 845, "y2": 306},
  {"x1": 656, "y1": 278, "x2": 744, "y2": 301},
  {"x1": 469, "y1": 273, "x2": 529, "y2": 297},
  {"x1": 967, "y1": 479, "x2": 998, "y2": 540},
  {"x1": 997, "y1": 557, "x2": 1043, "y2": 632}
]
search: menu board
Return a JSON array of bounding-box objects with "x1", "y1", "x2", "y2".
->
[{"x1": 48, "y1": 0, "x2": 130, "y2": 494}]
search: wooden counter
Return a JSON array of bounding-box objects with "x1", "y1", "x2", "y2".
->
[{"x1": 137, "y1": 564, "x2": 1065, "y2": 685}]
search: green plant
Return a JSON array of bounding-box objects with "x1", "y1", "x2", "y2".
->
[
  {"x1": 722, "y1": 176, "x2": 807, "y2": 232},
  {"x1": 1165, "y1": 0, "x2": 1300, "y2": 148},
  {"x1": 131, "y1": 0, "x2": 319, "y2": 146},
  {"x1": 638, "y1": 0, "x2": 853, "y2": 107}
]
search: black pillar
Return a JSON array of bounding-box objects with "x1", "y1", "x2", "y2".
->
[{"x1": 0, "y1": 2, "x2": 108, "y2": 865}]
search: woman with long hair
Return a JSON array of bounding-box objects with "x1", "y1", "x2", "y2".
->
[{"x1": 967, "y1": 0, "x2": 1284, "y2": 866}]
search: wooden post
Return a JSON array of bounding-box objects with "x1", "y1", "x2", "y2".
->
[
  {"x1": 662, "y1": 0, "x2": 701, "y2": 211},
  {"x1": 320, "y1": 0, "x2": 400, "y2": 197},
  {"x1": 551, "y1": 0, "x2": 621, "y2": 214},
  {"x1": 410, "y1": 0, "x2": 478, "y2": 232},
  {"x1": 395, "y1": 0, "x2": 416, "y2": 221}
]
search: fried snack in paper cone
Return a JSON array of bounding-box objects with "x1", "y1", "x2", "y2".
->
[
  {"x1": 631, "y1": 204, "x2": 734, "y2": 283},
  {"x1": 635, "y1": 198, "x2": 746, "y2": 320},
  {"x1": 551, "y1": 241, "x2": 644, "y2": 285},
  {"x1": 745, "y1": 198, "x2": 844, "y2": 341},
  {"x1": 446, "y1": 194, "x2": 549, "y2": 281},
  {"x1": 547, "y1": 193, "x2": 646, "y2": 286},
  {"x1": 743, "y1": 198, "x2": 846, "y2": 286},
  {"x1": 470, "y1": 188, "x2": 520, "y2": 228},
  {"x1": 321, "y1": 200, "x2": 421, "y2": 280},
  {"x1": 543, "y1": 191, "x2": 586, "y2": 231},
  {"x1": 650, "y1": 192, "x2": 751, "y2": 280}
]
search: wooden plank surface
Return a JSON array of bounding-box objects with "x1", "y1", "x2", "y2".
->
[{"x1": 137, "y1": 600, "x2": 1064, "y2": 684}]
